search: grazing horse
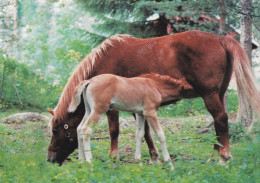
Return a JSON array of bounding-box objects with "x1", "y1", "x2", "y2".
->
[
  {"x1": 68, "y1": 73, "x2": 194, "y2": 169},
  {"x1": 47, "y1": 30, "x2": 260, "y2": 165}
]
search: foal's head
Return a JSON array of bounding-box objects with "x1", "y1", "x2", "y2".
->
[{"x1": 47, "y1": 100, "x2": 85, "y2": 165}]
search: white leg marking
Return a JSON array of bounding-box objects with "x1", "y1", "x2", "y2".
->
[
  {"x1": 82, "y1": 126, "x2": 93, "y2": 163},
  {"x1": 81, "y1": 111, "x2": 100, "y2": 163},
  {"x1": 145, "y1": 111, "x2": 174, "y2": 170},
  {"x1": 77, "y1": 91, "x2": 91, "y2": 162},
  {"x1": 135, "y1": 114, "x2": 145, "y2": 161}
]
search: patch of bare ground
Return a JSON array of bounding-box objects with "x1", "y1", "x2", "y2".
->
[{"x1": 1, "y1": 112, "x2": 51, "y2": 136}]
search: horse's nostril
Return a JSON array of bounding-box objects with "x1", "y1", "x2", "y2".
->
[{"x1": 47, "y1": 151, "x2": 57, "y2": 163}]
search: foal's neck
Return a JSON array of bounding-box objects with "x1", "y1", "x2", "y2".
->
[{"x1": 152, "y1": 78, "x2": 191, "y2": 102}]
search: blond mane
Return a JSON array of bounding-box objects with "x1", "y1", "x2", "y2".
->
[{"x1": 54, "y1": 34, "x2": 132, "y2": 119}]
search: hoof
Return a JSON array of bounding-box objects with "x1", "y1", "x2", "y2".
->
[
  {"x1": 221, "y1": 151, "x2": 233, "y2": 161},
  {"x1": 109, "y1": 152, "x2": 118, "y2": 160},
  {"x1": 169, "y1": 162, "x2": 174, "y2": 170},
  {"x1": 148, "y1": 158, "x2": 160, "y2": 165}
]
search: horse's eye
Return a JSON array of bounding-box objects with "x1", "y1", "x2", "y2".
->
[{"x1": 52, "y1": 129, "x2": 58, "y2": 135}]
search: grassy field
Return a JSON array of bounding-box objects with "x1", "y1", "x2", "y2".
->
[{"x1": 0, "y1": 106, "x2": 259, "y2": 183}]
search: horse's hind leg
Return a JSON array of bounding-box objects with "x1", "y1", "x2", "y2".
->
[
  {"x1": 203, "y1": 93, "x2": 232, "y2": 161},
  {"x1": 132, "y1": 113, "x2": 159, "y2": 163},
  {"x1": 77, "y1": 94, "x2": 91, "y2": 161},
  {"x1": 78, "y1": 112, "x2": 90, "y2": 161},
  {"x1": 144, "y1": 120, "x2": 159, "y2": 163},
  {"x1": 81, "y1": 111, "x2": 101, "y2": 163},
  {"x1": 106, "y1": 110, "x2": 120, "y2": 158},
  {"x1": 135, "y1": 114, "x2": 145, "y2": 162}
]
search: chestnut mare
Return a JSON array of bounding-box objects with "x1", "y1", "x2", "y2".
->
[
  {"x1": 68, "y1": 73, "x2": 194, "y2": 169},
  {"x1": 47, "y1": 30, "x2": 260, "y2": 165}
]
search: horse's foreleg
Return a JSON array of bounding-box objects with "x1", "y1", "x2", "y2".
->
[
  {"x1": 135, "y1": 114, "x2": 145, "y2": 162},
  {"x1": 203, "y1": 93, "x2": 232, "y2": 161},
  {"x1": 145, "y1": 111, "x2": 173, "y2": 169},
  {"x1": 106, "y1": 110, "x2": 119, "y2": 158}
]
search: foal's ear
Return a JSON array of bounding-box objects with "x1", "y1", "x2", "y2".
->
[
  {"x1": 68, "y1": 80, "x2": 91, "y2": 113},
  {"x1": 48, "y1": 110, "x2": 54, "y2": 116}
]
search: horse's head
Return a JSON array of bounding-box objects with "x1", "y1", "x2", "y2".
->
[{"x1": 47, "y1": 105, "x2": 85, "y2": 165}]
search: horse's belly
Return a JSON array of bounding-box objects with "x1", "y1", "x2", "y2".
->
[{"x1": 110, "y1": 99, "x2": 143, "y2": 114}]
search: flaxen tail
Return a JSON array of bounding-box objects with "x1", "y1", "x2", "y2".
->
[
  {"x1": 68, "y1": 80, "x2": 91, "y2": 113},
  {"x1": 220, "y1": 36, "x2": 260, "y2": 130}
]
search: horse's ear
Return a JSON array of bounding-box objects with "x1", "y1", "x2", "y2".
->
[
  {"x1": 48, "y1": 110, "x2": 54, "y2": 116},
  {"x1": 68, "y1": 80, "x2": 91, "y2": 113}
]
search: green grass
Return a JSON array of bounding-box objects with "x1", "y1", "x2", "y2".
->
[{"x1": 0, "y1": 112, "x2": 259, "y2": 183}]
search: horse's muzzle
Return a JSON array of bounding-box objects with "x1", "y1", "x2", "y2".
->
[{"x1": 47, "y1": 151, "x2": 59, "y2": 164}]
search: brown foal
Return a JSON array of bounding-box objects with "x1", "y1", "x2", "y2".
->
[{"x1": 68, "y1": 73, "x2": 195, "y2": 169}]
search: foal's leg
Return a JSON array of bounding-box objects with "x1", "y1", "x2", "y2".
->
[
  {"x1": 135, "y1": 114, "x2": 145, "y2": 162},
  {"x1": 106, "y1": 110, "x2": 120, "y2": 158},
  {"x1": 77, "y1": 97, "x2": 91, "y2": 161},
  {"x1": 77, "y1": 112, "x2": 90, "y2": 161},
  {"x1": 144, "y1": 120, "x2": 159, "y2": 163},
  {"x1": 80, "y1": 111, "x2": 101, "y2": 163},
  {"x1": 132, "y1": 113, "x2": 159, "y2": 163},
  {"x1": 144, "y1": 110, "x2": 173, "y2": 169},
  {"x1": 203, "y1": 93, "x2": 232, "y2": 161}
]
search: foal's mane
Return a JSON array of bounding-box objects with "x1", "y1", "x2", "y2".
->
[
  {"x1": 139, "y1": 73, "x2": 183, "y2": 86},
  {"x1": 54, "y1": 34, "x2": 132, "y2": 120}
]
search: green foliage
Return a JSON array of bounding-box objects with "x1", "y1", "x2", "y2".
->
[
  {"x1": 0, "y1": 53, "x2": 59, "y2": 110},
  {"x1": 0, "y1": 114, "x2": 259, "y2": 182},
  {"x1": 76, "y1": 0, "x2": 244, "y2": 43}
]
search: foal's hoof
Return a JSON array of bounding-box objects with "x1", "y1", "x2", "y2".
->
[
  {"x1": 148, "y1": 158, "x2": 160, "y2": 165},
  {"x1": 168, "y1": 162, "x2": 174, "y2": 170}
]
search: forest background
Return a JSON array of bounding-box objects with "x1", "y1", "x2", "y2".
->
[
  {"x1": 0, "y1": 0, "x2": 259, "y2": 113},
  {"x1": 0, "y1": 1, "x2": 260, "y2": 182}
]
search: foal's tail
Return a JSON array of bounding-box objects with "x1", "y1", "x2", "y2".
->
[
  {"x1": 220, "y1": 36, "x2": 260, "y2": 125},
  {"x1": 68, "y1": 80, "x2": 91, "y2": 113}
]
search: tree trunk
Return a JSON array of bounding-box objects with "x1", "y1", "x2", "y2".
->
[
  {"x1": 8, "y1": 76, "x2": 23, "y2": 106},
  {"x1": 12, "y1": 0, "x2": 18, "y2": 57},
  {"x1": 219, "y1": 0, "x2": 228, "y2": 113},
  {"x1": 219, "y1": 0, "x2": 227, "y2": 35},
  {"x1": 0, "y1": 59, "x2": 6, "y2": 99},
  {"x1": 237, "y1": 0, "x2": 253, "y2": 130}
]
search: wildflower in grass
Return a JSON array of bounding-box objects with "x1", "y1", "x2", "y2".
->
[
  {"x1": 32, "y1": 162, "x2": 36, "y2": 166},
  {"x1": 65, "y1": 170, "x2": 70, "y2": 174}
]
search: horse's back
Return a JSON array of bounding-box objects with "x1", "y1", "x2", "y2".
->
[{"x1": 95, "y1": 31, "x2": 229, "y2": 96}]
